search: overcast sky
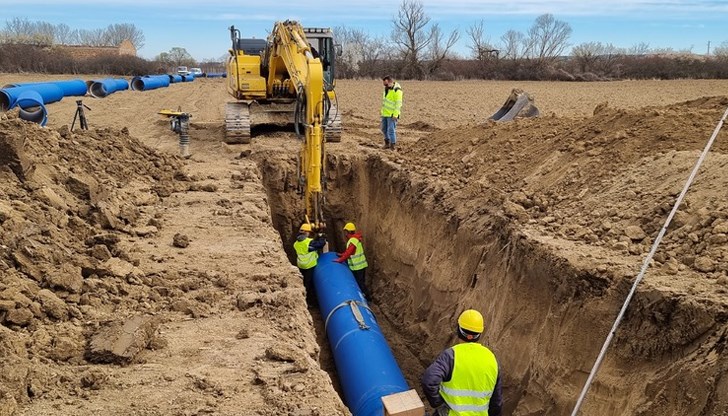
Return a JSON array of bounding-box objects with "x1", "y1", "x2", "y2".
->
[{"x1": 2, "y1": 0, "x2": 727, "y2": 60}]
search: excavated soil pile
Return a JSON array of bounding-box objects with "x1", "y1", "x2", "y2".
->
[
  {"x1": 0, "y1": 113, "x2": 347, "y2": 416},
  {"x1": 0, "y1": 114, "x2": 184, "y2": 411},
  {"x1": 398, "y1": 96, "x2": 728, "y2": 292}
]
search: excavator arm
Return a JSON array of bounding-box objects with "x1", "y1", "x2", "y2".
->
[{"x1": 266, "y1": 21, "x2": 327, "y2": 229}]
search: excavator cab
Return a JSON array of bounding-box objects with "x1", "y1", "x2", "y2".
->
[
  {"x1": 224, "y1": 23, "x2": 342, "y2": 144},
  {"x1": 303, "y1": 28, "x2": 336, "y2": 89}
]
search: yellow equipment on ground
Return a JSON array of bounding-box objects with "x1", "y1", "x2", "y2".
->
[
  {"x1": 158, "y1": 108, "x2": 192, "y2": 158},
  {"x1": 225, "y1": 20, "x2": 341, "y2": 228}
]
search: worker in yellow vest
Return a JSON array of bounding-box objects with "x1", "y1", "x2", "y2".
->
[
  {"x1": 334, "y1": 222, "x2": 370, "y2": 300},
  {"x1": 421, "y1": 309, "x2": 502, "y2": 416},
  {"x1": 293, "y1": 223, "x2": 326, "y2": 305},
  {"x1": 381, "y1": 75, "x2": 403, "y2": 150}
]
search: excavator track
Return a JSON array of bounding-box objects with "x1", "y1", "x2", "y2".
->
[
  {"x1": 325, "y1": 104, "x2": 342, "y2": 142},
  {"x1": 225, "y1": 102, "x2": 251, "y2": 144}
]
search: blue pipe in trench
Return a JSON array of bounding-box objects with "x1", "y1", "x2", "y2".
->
[{"x1": 313, "y1": 252, "x2": 410, "y2": 416}]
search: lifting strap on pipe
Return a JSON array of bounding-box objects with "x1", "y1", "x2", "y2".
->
[{"x1": 325, "y1": 300, "x2": 372, "y2": 331}]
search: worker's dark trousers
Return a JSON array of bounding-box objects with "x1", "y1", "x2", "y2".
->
[
  {"x1": 299, "y1": 267, "x2": 316, "y2": 306},
  {"x1": 352, "y1": 268, "x2": 369, "y2": 300}
]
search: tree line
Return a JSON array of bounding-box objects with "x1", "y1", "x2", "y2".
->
[
  {"x1": 1, "y1": 8, "x2": 728, "y2": 80},
  {"x1": 0, "y1": 17, "x2": 145, "y2": 49},
  {"x1": 335, "y1": 0, "x2": 728, "y2": 80}
]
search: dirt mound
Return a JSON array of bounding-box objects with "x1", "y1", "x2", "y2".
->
[
  {"x1": 394, "y1": 96, "x2": 728, "y2": 296},
  {"x1": 0, "y1": 119, "x2": 185, "y2": 411}
]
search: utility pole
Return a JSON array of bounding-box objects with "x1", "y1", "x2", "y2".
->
[{"x1": 707, "y1": 41, "x2": 711, "y2": 56}]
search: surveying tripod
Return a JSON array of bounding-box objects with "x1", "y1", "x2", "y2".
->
[{"x1": 71, "y1": 100, "x2": 91, "y2": 131}]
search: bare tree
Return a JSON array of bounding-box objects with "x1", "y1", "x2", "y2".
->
[
  {"x1": 332, "y1": 26, "x2": 389, "y2": 78},
  {"x1": 425, "y1": 23, "x2": 459, "y2": 74},
  {"x1": 714, "y1": 41, "x2": 728, "y2": 60},
  {"x1": 467, "y1": 20, "x2": 497, "y2": 60},
  {"x1": 572, "y1": 41, "x2": 604, "y2": 72},
  {"x1": 391, "y1": 0, "x2": 433, "y2": 79},
  {"x1": 156, "y1": 47, "x2": 196, "y2": 67},
  {"x1": 35, "y1": 21, "x2": 56, "y2": 45},
  {"x1": 628, "y1": 42, "x2": 650, "y2": 55},
  {"x1": 500, "y1": 29, "x2": 527, "y2": 60},
  {"x1": 334, "y1": 26, "x2": 367, "y2": 77},
  {"x1": 103, "y1": 23, "x2": 145, "y2": 49},
  {"x1": 77, "y1": 28, "x2": 107, "y2": 46},
  {"x1": 651, "y1": 45, "x2": 694, "y2": 55},
  {"x1": 54, "y1": 23, "x2": 74, "y2": 45},
  {"x1": 572, "y1": 41, "x2": 624, "y2": 74},
  {"x1": 1, "y1": 17, "x2": 53, "y2": 45},
  {"x1": 526, "y1": 13, "x2": 572, "y2": 64}
]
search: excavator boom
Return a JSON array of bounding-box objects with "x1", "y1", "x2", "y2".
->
[{"x1": 226, "y1": 20, "x2": 333, "y2": 228}]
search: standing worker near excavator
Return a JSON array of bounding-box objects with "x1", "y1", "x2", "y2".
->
[
  {"x1": 421, "y1": 309, "x2": 503, "y2": 416},
  {"x1": 381, "y1": 75, "x2": 403, "y2": 150},
  {"x1": 294, "y1": 223, "x2": 326, "y2": 305},
  {"x1": 334, "y1": 222, "x2": 370, "y2": 300}
]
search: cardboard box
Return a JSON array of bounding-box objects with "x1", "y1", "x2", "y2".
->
[{"x1": 382, "y1": 389, "x2": 425, "y2": 416}]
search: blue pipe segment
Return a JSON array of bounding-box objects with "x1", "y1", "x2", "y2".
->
[
  {"x1": 144, "y1": 75, "x2": 171, "y2": 87},
  {"x1": 0, "y1": 84, "x2": 63, "y2": 111},
  {"x1": 181, "y1": 74, "x2": 195, "y2": 82},
  {"x1": 13, "y1": 89, "x2": 48, "y2": 126},
  {"x1": 131, "y1": 76, "x2": 169, "y2": 91},
  {"x1": 313, "y1": 252, "x2": 409, "y2": 416},
  {"x1": 2, "y1": 79, "x2": 86, "y2": 97},
  {"x1": 115, "y1": 79, "x2": 129, "y2": 91},
  {"x1": 171, "y1": 75, "x2": 183, "y2": 83},
  {"x1": 89, "y1": 78, "x2": 119, "y2": 98},
  {"x1": 88, "y1": 78, "x2": 129, "y2": 98}
]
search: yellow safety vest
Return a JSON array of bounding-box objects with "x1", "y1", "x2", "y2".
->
[
  {"x1": 294, "y1": 238, "x2": 318, "y2": 270},
  {"x1": 346, "y1": 237, "x2": 368, "y2": 271},
  {"x1": 381, "y1": 82, "x2": 403, "y2": 118},
  {"x1": 439, "y1": 343, "x2": 498, "y2": 415}
]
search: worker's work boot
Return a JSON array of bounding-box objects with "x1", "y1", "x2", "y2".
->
[
  {"x1": 383, "y1": 140, "x2": 390, "y2": 149},
  {"x1": 390, "y1": 142, "x2": 396, "y2": 151}
]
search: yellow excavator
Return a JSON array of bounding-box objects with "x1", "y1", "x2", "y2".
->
[{"x1": 225, "y1": 20, "x2": 340, "y2": 227}]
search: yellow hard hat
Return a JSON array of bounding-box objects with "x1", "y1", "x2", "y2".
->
[
  {"x1": 458, "y1": 309, "x2": 484, "y2": 334},
  {"x1": 343, "y1": 222, "x2": 356, "y2": 232},
  {"x1": 300, "y1": 223, "x2": 313, "y2": 232}
]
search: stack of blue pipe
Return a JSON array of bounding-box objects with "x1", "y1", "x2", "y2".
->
[
  {"x1": 313, "y1": 252, "x2": 410, "y2": 416},
  {"x1": 0, "y1": 79, "x2": 87, "y2": 126},
  {"x1": 88, "y1": 78, "x2": 129, "y2": 98}
]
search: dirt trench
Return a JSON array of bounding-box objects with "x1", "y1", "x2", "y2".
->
[{"x1": 257, "y1": 148, "x2": 728, "y2": 416}]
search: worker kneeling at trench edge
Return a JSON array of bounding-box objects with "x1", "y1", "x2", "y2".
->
[
  {"x1": 334, "y1": 222, "x2": 370, "y2": 300},
  {"x1": 421, "y1": 309, "x2": 503, "y2": 416},
  {"x1": 294, "y1": 223, "x2": 326, "y2": 305}
]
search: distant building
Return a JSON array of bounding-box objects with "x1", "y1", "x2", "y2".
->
[{"x1": 57, "y1": 39, "x2": 136, "y2": 60}]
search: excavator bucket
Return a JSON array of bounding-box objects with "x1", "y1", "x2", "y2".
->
[{"x1": 489, "y1": 88, "x2": 539, "y2": 121}]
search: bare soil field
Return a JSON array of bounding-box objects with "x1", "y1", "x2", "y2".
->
[{"x1": 1, "y1": 75, "x2": 728, "y2": 416}]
